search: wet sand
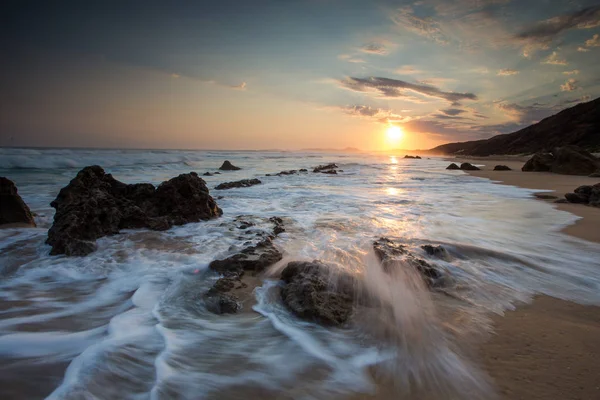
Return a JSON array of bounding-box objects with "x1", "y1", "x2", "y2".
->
[{"x1": 454, "y1": 156, "x2": 600, "y2": 400}]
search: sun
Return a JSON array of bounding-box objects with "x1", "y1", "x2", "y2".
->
[{"x1": 386, "y1": 125, "x2": 403, "y2": 141}]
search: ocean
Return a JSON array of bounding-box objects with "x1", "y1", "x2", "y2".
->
[{"x1": 1, "y1": 147, "x2": 599, "y2": 399}]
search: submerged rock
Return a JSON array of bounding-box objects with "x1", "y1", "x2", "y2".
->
[
  {"x1": 373, "y1": 238, "x2": 445, "y2": 287},
  {"x1": 460, "y1": 162, "x2": 480, "y2": 171},
  {"x1": 522, "y1": 146, "x2": 600, "y2": 175},
  {"x1": 0, "y1": 177, "x2": 36, "y2": 227},
  {"x1": 47, "y1": 166, "x2": 222, "y2": 256},
  {"x1": 446, "y1": 163, "x2": 460, "y2": 170},
  {"x1": 404, "y1": 155, "x2": 422, "y2": 159},
  {"x1": 564, "y1": 183, "x2": 600, "y2": 207},
  {"x1": 421, "y1": 244, "x2": 448, "y2": 259},
  {"x1": 215, "y1": 178, "x2": 262, "y2": 190},
  {"x1": 280, "y1": 261, "x2": 355, "y2": 326},
  {"x1": 534, "y1": 193, "x2": 558, "y2": 200},
  {"x1": 219, "y1": 160, "x2": 241, "y2": 171},
  {"x1": 209, "y1": 238, "x2": 282, "y2": 278},
  {"x1": 313, "y1": 163, "x2": 339, "y2": 174},
  {"x1": 493, "y1": 165, "x2": 511, "y2": 171},
  {"x1": 203, "y1": 172, "x2": 213, "y2": 176}
]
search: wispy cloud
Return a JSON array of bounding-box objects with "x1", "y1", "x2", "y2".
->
[
  {"x1": 578, "y1": 46, "x2": 590, "y2": 52},
  {"x1": 338, "y1": 54, "x2": 367, "y2": 63},
  {"x1": 560, "y1": 79, "x2": 579, "y2": 92},
  {"x1": 440, "y1": 108, "x2": 467, "y2": 116},
  {"x1": 171, "y1": 73, "x2": 181, "y2": 79},
  {"x1": 497, "y1": 69, "x2": 519, "y2": 76},
  {"x1": 231, "y1": 82, "x2": 247, "y2": 90},
  {"x1": 327, "y1": 105, "x2": 412, "y2": 124},
  {"x1": 585, "y1": 33, "x2": 600, "y2": 47},
  {"x1": 391, "y1": 6, "x2": 448, "y2": 45},
  {"x1": 338, "y1": 76, "x2": 477, "y2": 104},
  {"x1": 395, "y1": 65, "x2": 424, "y2": 75},
  {"x1": 359, "y1": 42, "x2": 390, "y2": 56},
  {"x1": 542, "y1": 51, "x2": 567, "y2": 65}
]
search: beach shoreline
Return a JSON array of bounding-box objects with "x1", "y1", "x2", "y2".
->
[{"x1": 451, "y1": 156, "x2": 600, "y2": 400}]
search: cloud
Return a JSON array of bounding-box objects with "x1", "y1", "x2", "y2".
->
[
  {"x1": 338, "y1": 76, "x2": 477, "y2": 104},
  {"x1": 395, "y1": 65, "x2": 424, "y2": 75},
  {"x1": 440, "y1": 108, "x2": 467, "y2": 116},
  {"x1": 171, "y1": 73, "x2": 181, "y2": 79},
  {"x1": 359, "y1": 43, "x2": 389, "y2": 56},
  {"x1": 332, "y1": 105, "x2": 412, "y2": 124},
  {"x1": 497, "y1": 69, "x2": 519, "y2": 76},
  {"x1": 585, "y1": 33, "x2": 600, "y2": 47},
  {"x1": 577, "y1": 46, "x2": 590, "y2": 52},
  {"x1": 542, "y1": 51, "x2": 567, "y2": 65},
  {"x1": 514, "y1": 6, "x2": 600, "y2": 47},
  {"x1": 563, "y1": 70, "x2": 579, "y2": 75},
  {"x1": 495, "y1": 102, "x2": 556, "y2": 124},
  {"x1": 560, "y1": 79, "x2": 579, "y2": 92},
  {"x1": 338, "y1": 54, "x2": 367, "y2": 63},
  {"x1": 391, "y1": 6, "x2": 448, "y2": 44},
  {"x1": 230, "y1": 82, "x2": 247, "y2": 90}
]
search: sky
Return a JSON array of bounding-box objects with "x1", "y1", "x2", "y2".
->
[{"x1": 1, "y1": 0, "x2": 599, "y2": 151}]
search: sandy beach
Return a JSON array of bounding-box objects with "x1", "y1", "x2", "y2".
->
[{"x1": 453, "y1": 156, "x2": 600, "y2": 400}]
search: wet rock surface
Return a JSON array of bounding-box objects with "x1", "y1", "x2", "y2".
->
[
  {"x1": 373, "y1": 238, "x2": 445, "y2": 287},
  {"x1": 0, "y1": 177, "x2": 36, "y2": 227},
  {"x1": 522, "y1": 146, "x2": 600, "y2": 175},
  {"x1": 460, "y1": 162, "x2": 480, "y2": 171},
  {"x1": 280, "y1": 261, "x2": 355, "y2": 326},
  {"x1": 313, "y1": 163, "x2": 339, "y2": 174},
  {"x1": 446, "y1": 163, "x2": 460, "y2": 170},
  {"x1": 215, "y1": 178, "x2": 262, "y2": 190},
  {"x1": 404, "y1": 155, "x2": 422, "y2": 159},
  {"x1": 46, "y1": 166, "x2": 222, "y2": 256},
  {"x1": 564, "y1": 183, "x2": 600, "y2": 207},
  {"x1": 219, "y1": 160, "x2": 241, "y2": 171},
  {"x1": 493, "y1": 165, "x2": 512, "y2": 171}
]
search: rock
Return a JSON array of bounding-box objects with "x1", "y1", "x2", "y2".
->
[
  {"x1": 416, "y1": 156, "x2": 422, "y2": 159},
  {"x1": 534, "y1": 193, "x2": 558, "y2": 200},
  {"x1": 215, "y1": 178, "x2": 262, "y2": 190},
  {"x1": 0, "y1": 177, "x2": 36, "y2": 227},
  {"x1": 209, "y1": 238, "x2": 283, "y2": 277},
  {"x1": 460, "y1": 163, "x2": 480, "y2": 171},
  {"x1": 275, "y1": 170, "x2": 297, "y2": 176},
  {"x1": 204, "y1": 292, "x2": 240, "y2": 314},
  {"x1": 493, "y1": 165, "x2": 512, "y2": 171},
  {"x1": 554, "y1": 199, "x2": 569, "y2": 204},
  {"x1": 522, "y1": 153, "x2": 553, "y2": 172},
  {"x1": 522, "y1": 146, "x2": 600, "y2": 175},
  {"x1": 373, "y1": 238, "x2": 444, "y2": 287},
  {"x1": 446, "y1": 163, "x2": 460, "y2": 170},
  {"x1": 203, "y1": 172, "x2": 213, "y2": 176},
  {"x1": 269, "y1": 216, "x2": 285, "y2": 235},
  {"x1": 589, "y1": 171, "x2": 600, "y2": 178},
  {"x1": 404, "y1": 155, "x2": 422, "y2": 159},
  {"x1": 299, "y1": 169, "x2": 308, "y2": 172},
  {"x1": 564, "y1": 183, "x2": 600, "y2": 207},
  {"x1": 313, "y1": 163, "x2": 338, "y2": 173},
  {"x1": 219, "y1": 161, "x2": 241, "y2": 171},
  {"x1": 280, "y1": 261, "x2": 355, "y2": 326},
  {"x1": 47, "y1": 166, "x2": 222, "y2": 256},
  {"x1": 421, "y1": 244, "x2": 448, "y2": 259},
  {"x1": 214, "y1": 172, "x2": 221, "y2": 175}
]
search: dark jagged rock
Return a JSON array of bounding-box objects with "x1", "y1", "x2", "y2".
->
[
  {"x1": 299, "y1": 169, "x2": 308, "y2": 172},
  {"x1": 209, "y1": 238, "x2": 283, "y2": 277},
  {"x1": 421, "y1": 244, "x2": 448, "y2": 259},
  {"x1": 446, "y1": 163, "x2": 460, "y2": 170},
  {"x1": 269, "y1": 216, "x2": 285, "y2": 235},
  {"x1": 373, "y1": 238, "x2": 444, "y2": 287},
  {"x1": 534, "y1": 193, "x2": 558, "y2": 200},
  {"x1": 203, "y1": 172, "x2": 213, "y2": 176},
  {"x1": 204, "y1": 292, "x2": 240, "y2": 314},
  {"x1": 460, "y1": 163, "x2": 480, "y2": 171},
  {"x1": 280, "y1": 261, "x2": 355, "y2": 326},
  {"x1": 215, "y1": 178, "x2": 262, "y2": 190},
  {"x1": 493, "y1": 165, "x2": 512, "y2": 171},
  {"x1": 219, "y1": 161, "x2": 241, "y2": 171},
  {"x1": 564, "y1": 183, "x2": 600, "y2": 207},
  {"x1": 313, "y1": 163, "x2": 339, "y2": 174},
  {"x1": 0, "y1": 177, "x2": 36, "y2": 227},
  {"x1": 404, "y1": 155, "x2": 422, "y2": 159},
  {"x1": 522, "y1": 146, "x2": 600, "y2": 175},
  {"x1": 47, "y1": 166, "x2": 222, "y2": 256}
]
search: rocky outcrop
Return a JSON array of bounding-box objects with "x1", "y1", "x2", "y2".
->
[
  {"x1": 47, "y1": 166, "x2": 222, "y2": 256},
  {"x1": 522, "y1": 146, "x2": 600, "y2": 175},
  {"x1": 404, "y1": 155, "x2": 422, "y2": 159},
  {"x1": 209, "y1": 238, "x2": 283, "y2": 277},
  {"x1": 460, "y1": 162, "x2": 480, "y2": 171},
  {"x1": 564, "y1": 183, "x2": 600, "y2": 207},
  {"x1": 265, "y1": 169, "x2": 310, "y2": 177},
  {"x1": 373, "y1": 238, "x2": 445, "y2": 287},
  {"x1": 215, "y1": 178, "x2": 261, "y2": 190},
  {"x1": 313, "y1": 163, "x2": 339, "y2": 174},
  {"x1": 493, "y1": 165, "x2": 511, "y2": 171},
  {"x1": 280, "y1": 261, "x2": 355, "y2": 326},
  {"x1": 0, "y1": 177, "x2": 36, "y2": 227},
  {"x1": 421, "y1": 244, "x2": 449, "y2": 259},
  {"x1": 219, "y1": 161, "x2": 241, "y2": 171},
  {"x1": 446, "y1": 163, "x2": 460, "y2": 170}
]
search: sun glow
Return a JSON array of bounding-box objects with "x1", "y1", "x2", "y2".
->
[{"x1": 386, "y1": 125, "x2": 403, "y2": 142}]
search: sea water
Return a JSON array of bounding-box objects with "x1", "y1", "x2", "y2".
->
[{"x1": 1, "y1": 147, "x2": 599, "y2": 399}]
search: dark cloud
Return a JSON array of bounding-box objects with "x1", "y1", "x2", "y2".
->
[
  {"x1": 495, "y1": 102, "x2": 558, "y2": 124},
  {"x1": 440, "y1": 108, "x2": 467, "y2": 116},
  {"x1": 514, "y1": 6, "x2": 600, "y2": 45},
  {"x1": 359, "y1": 43, "x2": 389, "y2": 55},
  {"x1": 333, "y1": 105, "x2": 411, "y2": 124},
  {"x1": 338, "y1": 76, "x2": 477, "y2": 104},
  {"x1": 391, "y1": 7, "x2": 448, "y2": 44}
]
